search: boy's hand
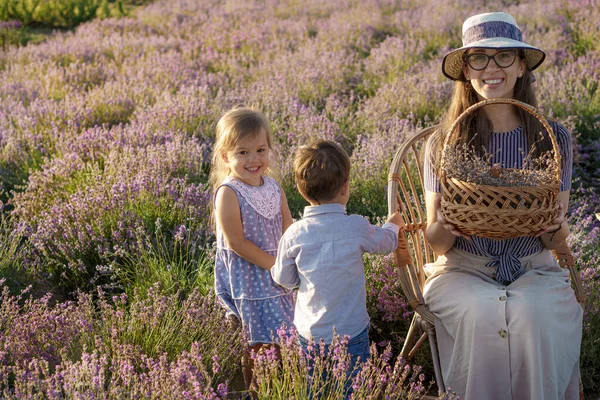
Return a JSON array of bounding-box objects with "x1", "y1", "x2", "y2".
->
[{"x1": 387, "y1": 211, "x2": 405, "y2": 228}]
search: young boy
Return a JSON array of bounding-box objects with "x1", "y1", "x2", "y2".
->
[{"x1": 270, "y1": 139, "x2": 403, "y2": 371}]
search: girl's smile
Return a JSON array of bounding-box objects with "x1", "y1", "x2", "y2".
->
[{"x1": 223, "y1": 129, "x2": 270, "y2": 186}]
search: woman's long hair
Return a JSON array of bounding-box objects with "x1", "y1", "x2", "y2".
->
[{"x1": 432, "y1": 52, "x2": 553, "y2": 168}]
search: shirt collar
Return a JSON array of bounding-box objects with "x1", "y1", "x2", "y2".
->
[{"x1": 303, "y1": 203, "x2": 347, "y2": 218}]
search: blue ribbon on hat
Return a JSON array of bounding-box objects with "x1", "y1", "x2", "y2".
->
[{"x1": 463, "y1": 20, "x2": 523, "y2": 45}]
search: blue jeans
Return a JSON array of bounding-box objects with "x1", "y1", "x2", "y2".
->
[{"x1": 299, "y1": 324, "x2": 370, "y2": 398}]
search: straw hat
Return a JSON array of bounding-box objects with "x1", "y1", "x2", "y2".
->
[{"x1": 442, "y1": 12, "x2": 546, "y2": 81}]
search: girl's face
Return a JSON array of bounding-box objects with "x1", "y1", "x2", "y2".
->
[
  {"x1": 463, "y1": 48, "x2": 526, "y2": 100},
  {"x1": 223, "y1": 129, "x2": 270, "y2": 186}
]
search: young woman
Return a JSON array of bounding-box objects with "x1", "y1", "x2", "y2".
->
[{"x1": 423, "y1": 12, "x2": 582, "y2": 399}]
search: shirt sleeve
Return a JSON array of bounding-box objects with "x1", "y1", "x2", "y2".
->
[
  {"x1": 424, "y1": 135, "x2": 441, "y2": 192},
  {"x1": 271, "y1": 233, "x2": 300, "y2": 289},
  {"x1": 362, "y1": 221, "x2": 399, "y2": 255},
  {"x1": 553, "y1": 122, "x2": 573, "y2": 192}
]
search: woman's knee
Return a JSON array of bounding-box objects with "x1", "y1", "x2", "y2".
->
[
  {"x1": 507, "y1": 295, "x2": 574, "y2": 331},
  {"x1": 425, "y1": 273, "x2": 483, "y2": 308},
  {"x1": 461, "y1": 298, "x2": 499, "y2": 328}
]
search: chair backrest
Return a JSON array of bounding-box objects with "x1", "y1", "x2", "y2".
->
[
  {"x1": 388, "y1": 125, "x2": 585, "y2": 322},
  {"x1": 387, "y1": 125, "x2": 438, "y2": 324}
]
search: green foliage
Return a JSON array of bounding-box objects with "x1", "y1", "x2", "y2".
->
[
  {"x1": 581, "y1": 298, "x2": 600, "y2": 395},
  {"x1": 84, "y1": 98, "x2": 136, "y2": 128},
  {"x1": 0, "y1": 0, "x2": 132, "y2": 29},
  {"x1": 79, "y1": 198, "x2": 206, "y2": 296},
  {"x1": 0, "y1": 150, "x2": 44, "y2": 208},
  {"x1": 0, "y1": 20, "x2": 21, "y2": 50},
  {"x1": 0, "y1": 213, "x2": 31, "y2": 294},
  {"x1": 91, "y1": 284, "x2": 242, "y2": 369},
  {"x1": 347, "y1": 179, "x2": 388, "y2": 222},
  {"x1": 119, "y1": 0, "x2": 153, "y2": 4},
  {"x1": 115, "y1": 220, "x2": 214, "y2": 299},
  {"x1": 283, "y1": 183, "x2": 308, "y2": 219}
]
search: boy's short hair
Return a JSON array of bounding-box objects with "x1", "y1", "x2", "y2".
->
[{"x1": 294, "y1": 139, "x2": 350, "y2": 203}]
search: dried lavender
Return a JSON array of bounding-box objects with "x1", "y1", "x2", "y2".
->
[{"x1": 441, "y1": 143, "x2": 559, "y2": 187}]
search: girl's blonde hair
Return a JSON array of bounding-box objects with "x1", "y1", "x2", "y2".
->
[{"x1": 208, "y1": 107, "x2": 276, "y2": 194}]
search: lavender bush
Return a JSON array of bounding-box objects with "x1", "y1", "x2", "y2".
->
[
  {"x1": 0, "y1": 209, "x2": 29, "y2": 293},
  {"x1": 0, "y1": 0, "x2": 598, "y2": 396},
  {"x1": 567, "y1": 183, "x2": 600, "y2": 393},
  {"x1": 0, "y1": 280, "x2": 241, "y2": 399},
  {"x1": 364, "y1": 253, "x2": 413, "y2": 356},
  {"x1": 251, "y1": 326, "x2": 455, "y2": 400}
]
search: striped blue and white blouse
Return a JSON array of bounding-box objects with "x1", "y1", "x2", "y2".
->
[{"x1": 424, "y1": 122, "x2": 573, "y2": 284}]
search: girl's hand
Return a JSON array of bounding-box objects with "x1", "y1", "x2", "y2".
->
[
  {"x1": 535, "y1": 201, "x2": 567, "y2": 237},
  {"x1": 434, "y1": 196, "x2": 471, "y2": 240}
]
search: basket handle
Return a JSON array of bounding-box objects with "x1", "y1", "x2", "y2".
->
[{"x1": 440, "y1": 98, "x2": 562, "y2": 182}]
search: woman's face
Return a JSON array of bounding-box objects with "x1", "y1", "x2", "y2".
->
[{"x1": 463, "y1": 48, "x2": 526, "y2": 100}]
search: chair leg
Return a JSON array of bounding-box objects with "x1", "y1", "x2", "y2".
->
[
  {"x1": 427, "y1": 323, "x2": 446, "y2": 395},
  {"x1": 401, "y1": 313, "x2": 421, "y2": 360},
  {"x1": 402, "y1": 314, "x2": 446, "y2": 395}
]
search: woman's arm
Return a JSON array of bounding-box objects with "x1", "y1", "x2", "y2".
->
[
  {"x1": 536, "y1": 123, "x2": 573, "y2": 249},
  {"x1": 536, "y1": 191, "x2": 570, "y2": 249},
  {"x1": 425, "y1": 190, "x2": 470, "y2": 255},
  {"x1": 215, "y1": 186, "x2": 276, "y2": 270},
  {"x1": 281, "y1": 190, "x2": 294, "y2": 234}
]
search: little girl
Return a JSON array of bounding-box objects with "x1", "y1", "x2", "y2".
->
[{"x1": 209, "y1": 107, "x2": 295, "y2": 392}]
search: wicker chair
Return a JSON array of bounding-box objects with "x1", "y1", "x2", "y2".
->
[{"x1": 387, "y1": 125, "x2": 586, "y2": 397}]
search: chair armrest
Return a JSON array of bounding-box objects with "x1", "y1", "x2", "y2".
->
[{"x1": 552, "y1": 241, "x2": 586, "y2": 306}]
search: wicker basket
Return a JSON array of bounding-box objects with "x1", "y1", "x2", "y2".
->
[{"x1": 440, "y1": 98, "x2": 562, "y2": 240}]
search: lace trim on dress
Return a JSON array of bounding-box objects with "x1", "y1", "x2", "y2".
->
[{"x1": 225, "y1": 176, "x2": 281, "y2": 220}]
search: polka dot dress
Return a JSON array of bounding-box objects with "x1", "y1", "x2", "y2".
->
[{"x1": 214, "y1": 176, "x2": 295, "y2": 345}]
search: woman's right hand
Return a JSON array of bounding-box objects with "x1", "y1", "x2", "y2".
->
[{"x1": 434, "y1": 196, "x2": 471, "y2": 240}]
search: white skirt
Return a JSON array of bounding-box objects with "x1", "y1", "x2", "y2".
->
[{"x1": 423, "y1": 248, "x2": 582, "y2": 400}]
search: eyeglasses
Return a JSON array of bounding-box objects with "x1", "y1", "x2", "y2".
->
[{"x1": 465, "y1": 50, "x2": 518, "y2": 70}]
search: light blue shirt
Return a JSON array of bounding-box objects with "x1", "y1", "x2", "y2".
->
[{"x1": 271, "y1": 203, "x2": 399, "y2": 343}]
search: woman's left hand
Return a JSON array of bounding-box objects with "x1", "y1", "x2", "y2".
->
[{"x1": 534, "y1": 201, "x2": 566, "y2": 237}]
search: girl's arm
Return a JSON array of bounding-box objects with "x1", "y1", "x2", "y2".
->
[
  {"x1": 536, "y1": 191, "x2": 570, "y2": 249},
  {"x1": 281, "y1": 190, "x2": 294, "y2": 234},
  {"x1": 425, "y1": 191, "x2": 470, "y2": 255},
  {"x1": 215, "y1": 186, "x2": 275, "y2": 270}
]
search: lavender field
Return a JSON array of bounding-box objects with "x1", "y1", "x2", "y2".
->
[{"x1": 0, "y1": 0, "x2": 599, "y2": 398}]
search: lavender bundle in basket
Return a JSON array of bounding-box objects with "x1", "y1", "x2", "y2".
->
[{"x1": 441, "y1": 143, "x2": 559, "y2": 187}]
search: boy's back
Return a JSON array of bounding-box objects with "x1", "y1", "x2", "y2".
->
[
  {"x1": 271, "y1": 203, "x2": 398, "y2": 343},
  {"x1": 272, "y1": 139, "x2": 402, "y2": 347}
]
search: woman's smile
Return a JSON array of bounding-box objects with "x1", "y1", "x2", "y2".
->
[{"x1": 482, "y1": 78, "x2": 503, "y2": 85}]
